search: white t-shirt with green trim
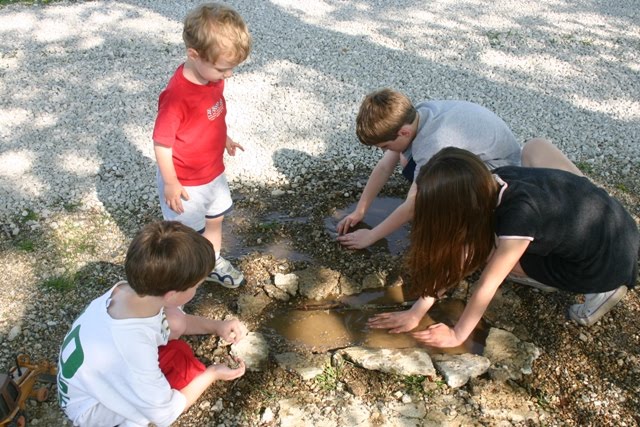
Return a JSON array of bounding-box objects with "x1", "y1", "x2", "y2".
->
[{"x1": 58, "y1": 282, "x2": 186, "y2": 427}]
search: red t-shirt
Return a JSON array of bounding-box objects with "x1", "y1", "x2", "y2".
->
[{"x1": 153, "y1": 64, "x2": 227, "y2": 186}]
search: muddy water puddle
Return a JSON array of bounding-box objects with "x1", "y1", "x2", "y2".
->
[
  {"x1": 228, "y1": 201, "x2": 485, "y2": 354},
  {"x1": 262, "y1": 287, "x2": 488, "y2": 355},
  {"x1": 325, "y1": 197, "x2": 410, "y2": 254}
]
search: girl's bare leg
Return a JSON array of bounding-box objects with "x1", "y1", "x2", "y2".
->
[{"x1": 521, "y1": 138, "x2": 583, "y2": 176}]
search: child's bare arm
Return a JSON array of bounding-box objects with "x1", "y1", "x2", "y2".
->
[
  {"x1": 367, "y1": 295, "x2": 435, "y2": 332},
  {"x1": 338, "y1": 181, "x2": 416, "y2": 249},
  {"x1": 225, "y1": 136, "x2": 245, "y2": 156},
  {"x1": 178, "y1": 315, "x2": 247, "y2": 343},
  {"x1": 411, "y1": 239, "x2": 530, "y2": 347},
  {"x1": 154, "y1": 142, "x2": 189, "y2": 213},
  {"x1": 179, "y1": 360, "x2": 246, "y2": 409},
  {"x1": 337, "y1": 150, "x2": 400, "y2": 235}
]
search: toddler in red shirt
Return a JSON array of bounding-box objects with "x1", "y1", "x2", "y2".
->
[{"x1": 153, "y1": 2, "x2": 252, "y2": 288}]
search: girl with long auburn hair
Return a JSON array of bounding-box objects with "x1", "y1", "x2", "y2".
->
[{"x1": 368, "y1": 147, "x2": 639, "y2": 348}]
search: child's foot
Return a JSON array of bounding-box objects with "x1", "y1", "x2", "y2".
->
[
  {"x1": 207, "y1": 256, "x2": 244, "y2": 288},
  {"x1": 507, "y1": 274, "x2": 557, "y2": 293},
  {"x1": 568, "y1": 286, "x2": 627, "y2": 327}
]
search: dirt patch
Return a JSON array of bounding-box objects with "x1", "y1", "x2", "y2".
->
[{"x1": 1, "y1": 174, "x2": 638, "y2": 426}]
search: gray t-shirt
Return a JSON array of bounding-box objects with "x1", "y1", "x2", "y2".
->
[{"x1": 403, "y1": 101, "x2": 521, "y2": 181}]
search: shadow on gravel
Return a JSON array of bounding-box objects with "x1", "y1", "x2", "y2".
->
[
  {"x1": 2, "y1": 0, "x2": 638, "y2": 221},
  {"x1": 0, "y1": 1, "x2": 640, "y2": 221}
]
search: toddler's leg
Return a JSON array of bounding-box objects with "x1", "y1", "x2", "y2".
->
[
  {"x1": 521, "y1": 138, "x2": 583, "y2": 176},
  {"x1": 203, "y1": 216, "x2": 245, "y2": 288},
  {"x1": 203, "y1": 215, "x2": 223, "y2": 258}
]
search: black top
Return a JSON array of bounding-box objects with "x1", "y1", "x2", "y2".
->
[{"x1": 493, "y1": 166, "x2": 638, "y2": 293}]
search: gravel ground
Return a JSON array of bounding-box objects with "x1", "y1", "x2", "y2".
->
[{"x1": 0, "y1": 1, "x2": 639, "y2": 426}]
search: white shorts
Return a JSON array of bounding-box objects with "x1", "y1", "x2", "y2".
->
[
  {"x1": 157, "y1": 169, "x2": 233, "y2": 232},
  {"x1": 73, "y1": 402, "x2": 126, "y2": 427}
]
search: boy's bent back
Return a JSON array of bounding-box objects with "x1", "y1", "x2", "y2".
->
[
  {"x1": 409, "y1": 100, "x2": 521, "y2": 179},
  {"x1": 58, "y1": 221, "x2": 217, "y2": 426},
  {"x1": 58, "y1": 284, "x2": 182, "y2": 426}
]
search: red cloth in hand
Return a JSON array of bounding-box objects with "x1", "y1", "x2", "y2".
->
[{"x1": 158, "y1": 339, "x2": 206, "y2": 390}]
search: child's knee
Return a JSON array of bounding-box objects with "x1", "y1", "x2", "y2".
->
[{"x1": 521, "y1": 138, "x2": 553, "y2": 167}]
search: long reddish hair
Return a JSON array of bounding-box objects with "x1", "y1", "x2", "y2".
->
[{"x1": 408, "y1": 147, "x2": 498, "y2": 298}]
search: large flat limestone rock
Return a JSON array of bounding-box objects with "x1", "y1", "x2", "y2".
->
[{"x1": 339, "y1": 346, "x2": 436, "y2": 377}]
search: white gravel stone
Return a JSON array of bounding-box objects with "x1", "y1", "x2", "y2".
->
[
  {"x1": 260, "y1": 407, "x2": 274, "y2": 424},
  {"x1": 7, "y1": 325, "x2": 21, "y2": 341}
]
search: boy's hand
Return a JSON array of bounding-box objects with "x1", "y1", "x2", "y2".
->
[
  {"x1": 164, "y1": 182, "x2": 190, "y2": 214},
  {"x1": 336, "y1": 229, "x2": 375, "y2": 249},
  {"x1": 217, "y1": 319, "x2": 248, "y2": 343},
  {"x1": 336, "y1": 211, "x2": 364, "y2": 235},
  {"x1": 367, "y1": 310, "x2": 422, "y2": 333},
  {"x1": 209, "y1": 358, "x2": 246, "y2": 381},
  {"x1": 225, "y1": 137, "x2": 245, "y2": 156}
]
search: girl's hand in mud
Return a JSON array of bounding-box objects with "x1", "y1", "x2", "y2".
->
[
  {"x1": 411, "y1": 323, "x2": 462, "y2": 348},
  {"x1": 366, "y1": 310, "x2": 421, "y2": 333}
]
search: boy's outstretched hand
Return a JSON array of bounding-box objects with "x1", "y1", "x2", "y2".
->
[
  {"x1": 336, "y1": 210, "x2": 376, "y2": 249},
  {"x1": 225, "y1": 136, "x2": 245, "y2": 156},
  {"x1": 336, "y1": 229, "x2": 375, "y2": 249},
  {"x1": 336, "y1": 211, "x2": 364, "y2": 235},
  {"x1": 217, "y1": 318, "x2": 248, "y2": 344},
  {"x1": 209, "y1": 357, "x2": 246, "y2": 381}
]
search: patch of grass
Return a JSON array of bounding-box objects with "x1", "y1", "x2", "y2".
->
[
  {"x1": 257, "y1": 221, "x2": 279, "y2": 231},
  {"x1": 575, "y1": 161, "x2": 593, "y2": 174},
  {"x1": 259, "y1": 389, "x2": 279, "y2": 403},
  {"x1": 485, "y1": 30, "x2": 502, "y2": 47},
  {"x1": 615, "y1": 183, "x2": 630, "y2": 193},
  {"x1": 486, "y1": 30, "x2": 516, "y2": 48},
  {"x1": 63, "y1": 201, "x2": 82, "y2": 212},
  {"x1": 72, "y1": 235, "x2": 96, "y2": 254},
  {"x1": 16, "y1": 238, "x2": 36, "y2": 252},
  {"x1": 315, "y1": 364, "x2": 341, "y2": 391},
  {"x1": 59, "y1": 224, "x2": 98, "y2": 257},
  {"x1": 534, "y1": 389, "x2": 552, "y2": 409},
  {"x1": 41, "y1": 274, "x2": 75, "y2": 291},
  {"x1": 18, "y1": 209, "x2": 38, "y2": 224},
  {"x1": 403, "y1": 375, "x2": 426, "y2": 395}
]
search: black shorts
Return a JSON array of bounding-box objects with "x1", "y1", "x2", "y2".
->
[{"x1": 402, "y1": 158, "x2": 416, "y2": 182}]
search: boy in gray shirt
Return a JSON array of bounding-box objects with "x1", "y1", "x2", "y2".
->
[{"x1": 337, "y1": 88, "x2": 521, "y2": 249}]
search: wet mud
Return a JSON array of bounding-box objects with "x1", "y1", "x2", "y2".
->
[
  {"x1": 262, "y1": 287, "x2": 488, "y2": 355},
  {"x1": 325, "y1": 197, "x2": 410, "y2": 255}
]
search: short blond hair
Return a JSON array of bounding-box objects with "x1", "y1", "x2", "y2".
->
[
  {"x1": 183, "y1": 2, "x2": 252, "y2": 64},
  {"x1": 356, "y1": 89, "x2": 417, "y2": 145}
]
